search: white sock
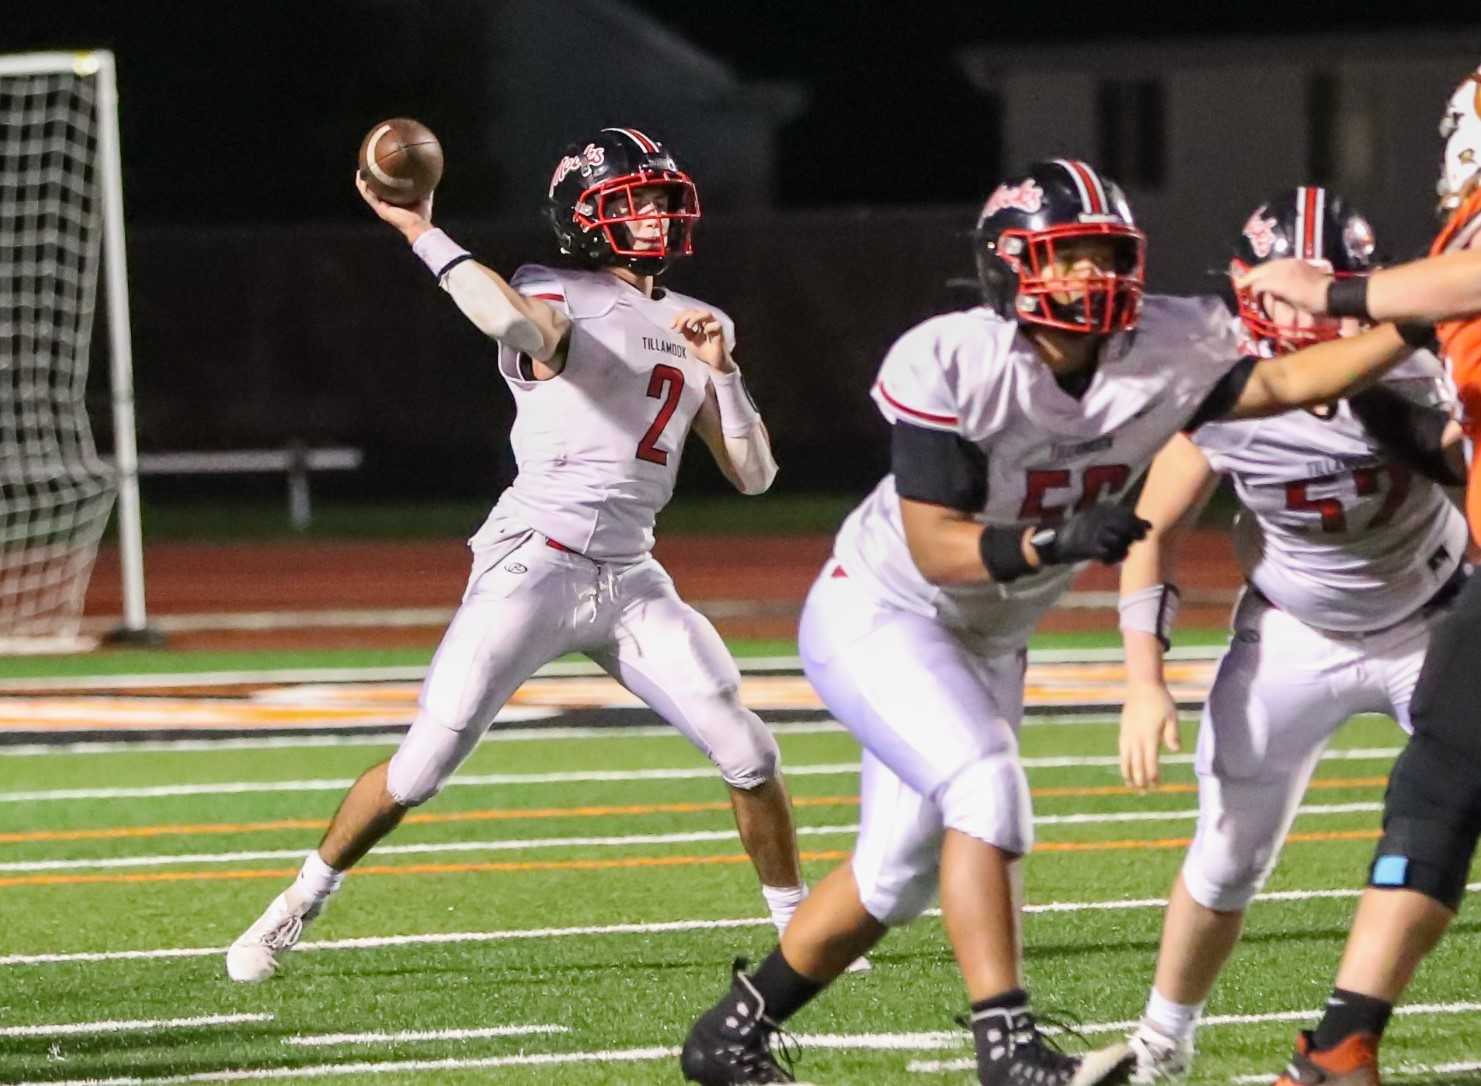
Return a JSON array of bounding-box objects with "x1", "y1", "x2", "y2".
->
[
  {"x1": 295, "y1": 850, "x2": 345, "y2": 902},
  {"x1": 762, "y1": 883, "x2": 807, "y2": 937},
  {"x1": 1143, "y1": 988, "x2": 1204, "y2": 1043}
]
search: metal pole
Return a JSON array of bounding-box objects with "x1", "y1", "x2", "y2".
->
[{"x1": 94, "y1": 51, "x2": 150, "y2": 636}]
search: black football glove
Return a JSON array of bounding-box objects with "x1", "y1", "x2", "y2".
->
[{"x1": 1034, "y1": 505, "x2": 1150, "y2": 566}]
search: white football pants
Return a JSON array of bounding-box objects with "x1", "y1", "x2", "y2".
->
[
  {"x1": 1181, "y1": 588, "x2": 1441, "y2": 912},
  {"x1": 798, "y1": 561, "x2": 1031, "y2": 926},
  {"x1": 387, "y1": 527, "x2": 780, "y2": 805}
]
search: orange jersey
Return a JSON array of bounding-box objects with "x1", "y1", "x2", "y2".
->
[{"x1": 1431, "y1": 186, "x2": 1481, "y2": 541}]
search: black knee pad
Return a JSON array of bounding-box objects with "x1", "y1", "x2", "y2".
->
[{"x1": 1371, "y1": 732, "x2": 1481, "y2": 910}]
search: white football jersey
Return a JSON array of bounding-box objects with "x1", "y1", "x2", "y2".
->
[
  {"x1": 833, "y1": 295, "x2": 1242, "y2": 655},
  {"x1": 1192, "y1": 349, "x2": 1467, "y2": 632},
  {"x1": 473, "y1": 264, "x2": 735, "y2": 562}
]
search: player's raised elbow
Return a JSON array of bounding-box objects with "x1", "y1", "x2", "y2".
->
[{"x1": 722, "y1": 431, "x2": 778, "y2": 495}]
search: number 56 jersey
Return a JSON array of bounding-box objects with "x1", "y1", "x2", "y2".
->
[
  {"x1": 475, "y1": 264, "x2": 734, "y2": 563},
  {"x1": 833, "y1": 295, "x2": 1243, "y2": 656}
]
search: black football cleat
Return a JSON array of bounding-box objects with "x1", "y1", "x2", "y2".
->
[
  {"x1": 971, "y1": 1003, "x2": 1133, "y2": 1086},
  {"x1": 680, "y1": 959, "x2": 797, "y2": 1084}
]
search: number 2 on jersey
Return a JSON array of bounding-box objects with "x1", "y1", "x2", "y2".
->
[{"x1": 636, "y1": 364, "x2": 686, "y2": 465}]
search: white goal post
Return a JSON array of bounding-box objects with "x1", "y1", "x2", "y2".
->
[{"x1": 0, "y1": 50, "x2": 149, "y2": 653}]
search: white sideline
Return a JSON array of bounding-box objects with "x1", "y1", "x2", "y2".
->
[
  {"x1": 0, "y1": 748, "x2": 1406, "y2": 804},
  {"x1": 8, "y1": 1007, "x2": 1479, "y2": 1086},
  {"x1": 0, "y1": 1013, "x2": 272, "y2": 1038},
  {"x1": 13, "y1": 881, "x2": 1481, "y2": 970},
  {"x1": 0, "y1": 802, "x2": 1390, "y2": 874},
  {"x1": 283, "y1": 1024, "x2": 568, "y2": 1047}
]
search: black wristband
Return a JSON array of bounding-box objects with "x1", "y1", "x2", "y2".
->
[
  {"x1": 1326, "y1": 276, "x2": 1371, "y2": 319},
  {"x1": 436, "y1": 252, "x2": 475, "y2": 279},
  {"x1": 979, "y1": 525, "x2": 1034, "y2": 583},
  {"x1": 1395, "y1": 321, "x2": 1437, "y2": 349}
]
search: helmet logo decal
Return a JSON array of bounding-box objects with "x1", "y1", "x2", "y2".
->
[
  {"x1": 549, "y1": 143, "x2": 606, "y2": 196},
  {"x1": 1343, "y1": 215, "x2": 1376, "y2": 264},
  {"x1": 1243, "y1": 206, "x2": 1281, "y2": 259},
  {"x1": 982, "y1": 179, "x2": 1044, "y2": 218}
]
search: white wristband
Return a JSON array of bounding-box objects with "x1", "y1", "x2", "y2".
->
[
  {"x1": 711, "y1": 368, "x2": 762, "y2": 437},
  {"x1": 1119, "y1": 583, "x2": 1181, "y2": 650},
  {"x1": 411, "y1": 228, "x2": 471, "y2": 279}
]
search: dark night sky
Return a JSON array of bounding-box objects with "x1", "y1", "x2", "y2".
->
[{"x1": 8, "y1": 1, "x2": 1477, "y2": 224}]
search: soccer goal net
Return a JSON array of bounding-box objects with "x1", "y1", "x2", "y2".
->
[{"x1": 0, "y1": 51, "x2": 147, "y2": 653}]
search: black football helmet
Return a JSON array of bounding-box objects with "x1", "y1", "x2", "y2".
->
[
  {"x1": 1232, "y1": 186, "x2": 1377, "y2": 353},
  {"x1": 544, "y1": 127, "x2": 700, "y2": 276},
  {"x1": 974, "y1": 159, "x2": 1145, "y2": 335}
]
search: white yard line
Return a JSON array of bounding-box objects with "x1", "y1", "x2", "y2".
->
[
  {"x1": 907, "y1": 1003, "x2": 1481, "y2": 1073},
  {"x1": 1233, "y1": 1056, "x2": 1481, "y2": 1084},
  {"x1": 0, "y1": 1013, "x2": 272, "y2": 1038},
  {"x1": 0, "y1": 802, "x2": 1391, "y2": 874},
  {"x1": 13, "y1": 881, "x2": 1480, "y2": 970},
  {"x1": 4, "y1": 1047, "x2": 684, "y2": 1085},
  {"x1": 0, "y1": 643, "x2": 1228, "y2": 695},
  {"x1": 283, "y1": 1024, "x2": 568, "y2": 1047},
  {"x1": 0, "y1": 748, "x2": 1405, "y2": 804}
]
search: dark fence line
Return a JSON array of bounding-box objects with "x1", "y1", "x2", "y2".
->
[{"x1": 95, "y1": 206, "x2": 1231, "y2": 499}]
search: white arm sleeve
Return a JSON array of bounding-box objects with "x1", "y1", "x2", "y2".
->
[
  {"x1": 411, "y1": 229, "x2": 546, "y2": 356},
  {"x1": 712, "y1": 369, "x2": 778, "y2": 495}
]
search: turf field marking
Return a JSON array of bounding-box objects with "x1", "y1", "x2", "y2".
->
[
  {"x1": 0, "y1": 749, "x2": 1406, "y2": 804},
  {"x1": 0, "y1": 720, "x2": 851, "y2": 757},
  {"x1": 905, "y1": 1003, "x2": 1481, "y2": 1073},
  {"x1": 14, "y1": 881, "x2": 1478, "y2": 970},
  {"x1": 0, "y1": 802, "x2": 1389, "y2": 874},
  {"x1": 0, "y1": 1013, "x2": 273, "y2": 1038},
  {"x1": 1231, "y1": 1057, "x2": 1481, "y2": 1084},
  {"x1": 1, "y1": 777, "x2": 1394, "y2": 846},
  {"x1": 283, "y1": 1024, "x2": 568, "y2": 1046},
  {"x1": 4, "y1": 1047, "x2": 685, "y2": 1084}
]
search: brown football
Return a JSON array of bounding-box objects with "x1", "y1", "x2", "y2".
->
[{"x1": 358, "y1": 118, "x2": 443, "y2": 205}]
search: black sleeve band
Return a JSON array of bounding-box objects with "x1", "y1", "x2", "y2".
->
[
  {"x1": 1348, "y1": 384, "x2": 1464, "y2": 486},
  {"x1": 435, "y1": 252, "x2": 475, "y2": 279},
  {"x1": 1396, "y1": 321, "x2": 1437, "y2": 349},
  {"x1": 1327, "y1": 276, "x2": 1372, "y2": 319},
  {"x1": 979, "y1": 525, "x2": 1034, "y2": 583},
  {"x1": 1184, "y1": 356, "x2": 1259, "y2": 432},
  {"x1": 892, "y1": 422, "x2": 987, "y2": 512}
]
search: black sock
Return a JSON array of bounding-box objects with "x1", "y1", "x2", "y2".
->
[
  {"x1": 971, "y1": 987, "x2": 1030, "y2": 1016},
  {"x1": 1311, "y1": 988, "x2": 1393, "y2": 1050},
  {"x1": 747, "y1": 949, "x2": 824, "y2": 1024}
]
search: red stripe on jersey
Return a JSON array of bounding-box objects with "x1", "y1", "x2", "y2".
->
[
  {"x1": 876, "y1": 381, "x2": 958, "y2": 426},
  {"x1": 1302, "y1": 187, "x2": 1319, "y2": 260},
  {"x1": 1067, "y1": 160, "x2": 1105, "y2": 213},
  {"x1": 530, "y1": 293, "x2": 566, "y2": 302}
]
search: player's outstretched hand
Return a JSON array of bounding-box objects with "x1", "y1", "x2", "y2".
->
[
  {"x1": 355, "y1": 170, "x2": 434, "y2": 244},
  {"x1": 1232, "y1": 257, "x2": 1333, "y2": 315},
  {"x1": 671, "y1": 308, "x2": 735, "y2": 374},
  {"x1": 1042, "y1": 505, "x2": 1150, "y2": 566},
  {"x1": 1119, "y1": 680, "x2": 1181, "y2": 791}
]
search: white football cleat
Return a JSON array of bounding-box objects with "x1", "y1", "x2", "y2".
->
[
  {"x1": 225, "y1": 884, "x2": 323, "y2": 983},
  {"x1": 844, "y1": 955, "x2": 872, "y2": 974},
  {"x1": 1127, "y1": 1022, "x2": 1193, "y2": 1084}
]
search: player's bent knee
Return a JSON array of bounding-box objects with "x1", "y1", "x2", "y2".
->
[
  {"x1": 1370, "y1": 733, "x2": 1481, "y2": 911},
  {"x1": 853, "y1": 854, "x2": 937, "y2": 927},
  {"x1": 1180, "y1": 843, "x2": 1272, "y2": 913},
  {"x1": 386, "y1": 717, "x2": 479, "y2": 807},
  {"x1": 935, "y1": 755, "x2": 1033, "y2": 857},
  {"x1": 710, "y1": 713, "x2": 781, "y2": 790}
]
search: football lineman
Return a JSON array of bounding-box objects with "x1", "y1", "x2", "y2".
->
[
  {"x1": 678, "y1": 159, "x2": 1434, "y2": 1086},
  {"x1": 1115, "y1": 188, "x2": 1467, "y2": 1084},
  {"x1": 225, "y1": 128, "x2": 819, "y2": 981},
  {"x1": 1241, "y1": 67, "x2": 1481, "y2": 1086}
]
